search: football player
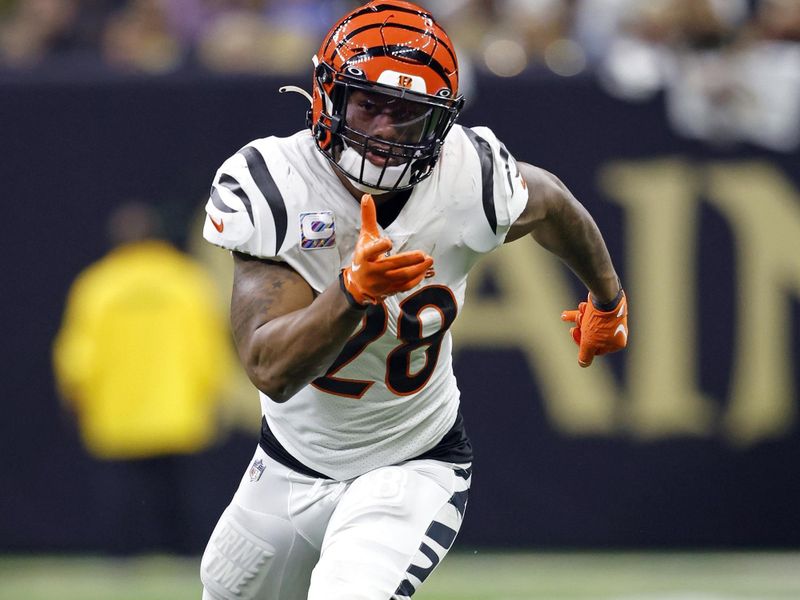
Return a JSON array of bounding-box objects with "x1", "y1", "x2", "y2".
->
[{"x1": 199, "y1": 2, "x2": 628, "y2": 599}]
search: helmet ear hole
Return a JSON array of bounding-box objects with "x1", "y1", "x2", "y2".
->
[
  {"x1": 345, "y1": 66, "x2": 366, "y2": 78},
  {"x1": 316, "y1": 63, "x2": 332, "y2": 84}
]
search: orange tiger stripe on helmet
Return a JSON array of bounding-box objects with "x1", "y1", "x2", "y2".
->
[{"x1": 323, "y1": 2, "x2": 458, "y2": 94}]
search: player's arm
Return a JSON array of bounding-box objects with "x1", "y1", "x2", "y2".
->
[
  {"x1": 232, "y1": 195, "x2": 432, "y2": 402},
  {"x1": 506, "y1": 162, "x2": 627, "y2": 366},
  {"x1": 230, "y1": 254, "x2": 362, "y2": 403},
  {"x1": 506, "y1": 162, "x2": 620, "y2": 301}
]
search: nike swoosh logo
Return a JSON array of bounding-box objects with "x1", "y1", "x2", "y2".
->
[
  {"x1": 209, "y1": 215, "x2": 224, "y2": 233},
  {"x1": 614, "y1": 323, "x2": 628, "y2": 343}
]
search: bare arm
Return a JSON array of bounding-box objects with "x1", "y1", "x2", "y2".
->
[
  {"x1": 505, "y1": 162, "x2": 621, "y2": 304},
  {"x1": 231, "y1": 252, "x2": 364, "y2": 403}
]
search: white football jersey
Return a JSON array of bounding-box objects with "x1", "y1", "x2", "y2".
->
[{"x1": 203, "y1": 124, "x2": 528, "y2": 480}]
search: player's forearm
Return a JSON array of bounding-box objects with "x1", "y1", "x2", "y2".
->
[
  {"x1": 242, "y1": 283, "x2": 364, "y2": 402},
  {"x1": 534, "y1": 184, "x2": 621, "y2": 304}
]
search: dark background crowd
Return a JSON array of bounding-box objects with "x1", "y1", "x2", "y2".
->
[
  {"x1": 3, "y1": 0, "x2": 799, "y2": 151},
  {"x1": 2, "y1": 0, "x2": 798, "y2": 76}
]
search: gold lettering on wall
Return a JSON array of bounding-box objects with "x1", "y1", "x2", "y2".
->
[
  {"x1": 706, "y1": 162, "x2": 800, "y2": 445},
  {"x1": 600, "y1": 160, "x2": 716, "y2": 437}
]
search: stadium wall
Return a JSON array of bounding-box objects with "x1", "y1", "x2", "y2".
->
[{"x1": 1, "y1": 72, "x2": 798, "y2": 552}]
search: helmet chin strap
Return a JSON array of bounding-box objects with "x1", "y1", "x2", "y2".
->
[{"x1": 337, "y1": 145, "x2": 413, "y2": 194}]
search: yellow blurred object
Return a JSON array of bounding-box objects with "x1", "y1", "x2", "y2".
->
[{"x1": 53, "y1": 239, "x2": 236, "y2": 459}]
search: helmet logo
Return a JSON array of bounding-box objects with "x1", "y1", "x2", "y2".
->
[{"x1": 377, "y1": 70, "x2": 427, "y2": 93}]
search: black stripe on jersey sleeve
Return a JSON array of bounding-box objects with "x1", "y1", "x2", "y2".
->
[
  {"x1": 238, "y1": 145, "x2": 288, "y2": 255},
  {"x1": 210, "y1": 186, "x2": 237, "y2": 214},
  {"x1": 498, "y1": 143, "x2": 514, "y2": 196},
  {"x1": 217, "y1": 173, "x2": 254, "y2": 225},
  {"x1": 463, "y1": 128, "x2": 497, "y2": 235}
]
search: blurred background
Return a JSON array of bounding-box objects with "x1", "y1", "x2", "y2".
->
[{"x1": 1, "y1": 0, "x2": 800, "y2": 598}]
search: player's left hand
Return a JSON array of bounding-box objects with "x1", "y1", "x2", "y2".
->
[{"x1": 561, "y1": 290, "x2": 628, "y2": 367}]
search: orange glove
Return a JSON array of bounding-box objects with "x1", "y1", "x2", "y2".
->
[
  {"x1": 341, "y1": 194, "x2": 433, "y2": 306},
  {"x1": 561, "y1": 290, "x2": 628, "y2": 367}
]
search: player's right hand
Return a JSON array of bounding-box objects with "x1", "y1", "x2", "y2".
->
[{"x1": 342, "y1": 194, "x2": 433, "y2": 306}]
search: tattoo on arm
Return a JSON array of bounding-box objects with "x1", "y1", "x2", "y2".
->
[
  {"x1": 230, "y1": 252, "x2": 311, "y2": 348},
  {"x1": 226, "y1": 252, "x2": 358, "y2": 401}
]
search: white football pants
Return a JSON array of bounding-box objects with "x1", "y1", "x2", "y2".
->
[{"x1": 200, "y1": 447, "x2": 471, "y2": 600}]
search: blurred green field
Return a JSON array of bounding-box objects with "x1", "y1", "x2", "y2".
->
[{"x1": 1, "y1": 551, "x2": 799, "y2": 600}]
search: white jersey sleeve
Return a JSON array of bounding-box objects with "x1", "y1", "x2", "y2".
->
[
  {"x1": 459, "y1": 125, "x2": 529, "y2": 252},
  {"x1": 202, "y1": 136, "x2": 340, "y2": 293},
  {"x1": 203, "y1": 146, "x2": 287, "y2": 257}
]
